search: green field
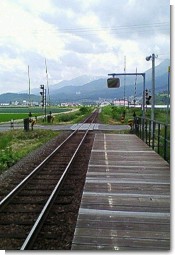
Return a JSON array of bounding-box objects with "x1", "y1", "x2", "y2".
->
[
  {"x1": 0, "y1": 107, "x2": 72, "y2": 122},
  {"x1": 0, "y1": 113, "x2": 34, "y2": 122}
]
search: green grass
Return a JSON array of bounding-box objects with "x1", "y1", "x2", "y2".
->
[
  {"x1": 0, "y1": 129, "x2": 59, "y2": 173},
  {"x1": 37, "y1": 106, "x2": 94, "y2": 125},
  {"x1": 0, "y1": 113, "x2": 40, "y2": 122},
  {"x1": 99, "y1": 105, "x2": 170, "y2": 125},
  {"x1": 145, "y1": 109, "x2": 170, "y2": 123},
  {"x1": 0, "y1": 107, "x2": 72, "y2": 123},
  {"x1": 99, "y1": 106, "x2": 139, "y2": 124},
  {"x1": 0, "y1": 106, "x2": 72, "y2": 113}
]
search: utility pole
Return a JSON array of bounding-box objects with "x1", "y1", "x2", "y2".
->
[
  {"x1": 28, "y1": 65, "x2": 31, "y2": 107},
  {"x1": 146, "y1": 53, "x2": 157, "y2": 131},
  {"x1": 124, "y1": 56, "x2": 126, "y2": 107},
  {"x1": 134, "y1": 67, "x2": 137, "y2": 107},
  {"x1": 45, "y1": 58, "x2": 50, "y2": 106},
  {"x1": 151, "y1": 53, "x2": 155, "y2": 124},
  {"x1": 166, "y1": 66, "x2": 170, "y2": 124}
]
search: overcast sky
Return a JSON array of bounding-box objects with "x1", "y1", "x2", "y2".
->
[{"x1": 0, "y1": 0, "x2": 171, "y2": 94}]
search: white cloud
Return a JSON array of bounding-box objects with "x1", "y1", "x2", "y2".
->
[
  {"x1": 0, "y1": 53, "x2": 26, "y2": 72},
  {"x1": 0, "y1": 1, "x2": 65, "y2": 59},
  {"x1": 0, "y1": 0, "x2": 170, "y2": 94},
  {"x1": 16, "y1": 0, "x2": 56, "y2": 15}
]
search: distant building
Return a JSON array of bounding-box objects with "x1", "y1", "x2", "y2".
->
[
  {"x1": 100, "y1": 101, "x2": 111, "y2": 107},
  {"x1": 113, "y1": 99, "x2": 129, "y2": 106},
  {"x1": 12, "y1": 101, "x2": 20, "y2": 106},
  {"x1": 0, "y1": 103, "x2": 10, "y2": 106},
  {"x1": 60, "y1": 102, "x2": 81, "y2": 107}
]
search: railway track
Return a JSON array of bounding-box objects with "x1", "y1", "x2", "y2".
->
[{"x1": 0, "y1": 110, "x2": 98, "y2": 250}]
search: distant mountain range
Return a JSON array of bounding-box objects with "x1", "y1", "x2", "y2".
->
[
  {"x1": 0, "y1": 59, "x2": 170, "y2": 104},
  {"x1": 26, "y1": 75, "x2": 104, "y2": 95}
]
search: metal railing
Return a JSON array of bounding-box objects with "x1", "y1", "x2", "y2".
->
[{"x1": 133, "y1": 117, "x2": 170, "y2": 163}]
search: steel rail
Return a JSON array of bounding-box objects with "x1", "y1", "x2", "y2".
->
[
  {"x1": 0, "y1": 110, "x2": 97, "y2": 210},
  {"x1": 20, "y1": 127, "x2": 91, "y2": 250},
  {"x1": 0, "y1": 130, "x2": 76, "y2": 210}
]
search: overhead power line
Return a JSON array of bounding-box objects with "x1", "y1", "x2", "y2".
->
[
  {"x1": 57, "y1": 22, "x2": 169, "y2": 33},
  {"x1": 30, "y1": 21, "x2": 169, "y2": 38},
  {"x1": 7, "y1": 21, "x2": 168, "y2": 35}
]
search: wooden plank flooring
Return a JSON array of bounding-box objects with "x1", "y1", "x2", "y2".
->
[{"x1": 71, "y1": 134, "x2": 170, "y2": 250}]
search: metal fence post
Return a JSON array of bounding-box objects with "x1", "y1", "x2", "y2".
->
[
  {"x1": 134, "y1": 117, "x2": 170, "y2": 163},
  {"x1": 164, "y1": 125, "x2": 167, "y2": 161},
  {"x1": 157, "y1": 123, "x2": 160, "y2": 155},
  {"x1": 152, "y1": 121, "x2": 155, "y2": 150}
]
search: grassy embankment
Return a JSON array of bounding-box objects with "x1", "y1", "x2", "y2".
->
[
  {"x1": 0, "y1": 106, "x2": 93, "y2": 173},
  {"x1": 0, "y1": 129, "x2": 59, "y2": 172},
  {"x1": 36, "y1": 106, "x2": 93, "y2": 124}
]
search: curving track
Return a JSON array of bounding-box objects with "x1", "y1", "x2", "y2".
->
[{"x1": 0, "y1": 110, "x2": 98, "y2": 250}]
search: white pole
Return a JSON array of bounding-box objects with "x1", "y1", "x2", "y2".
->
[
  {"x1": 28, "y1": 65, "x2": 31, "y2": 107},
  {"x1": 45, "y1": 58, "x2": 50, "y2": 106}
]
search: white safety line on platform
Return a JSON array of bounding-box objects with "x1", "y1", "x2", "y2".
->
[
  {"x1": 83, "y1": 191, "x2": 170, "y2": 198},
  {"x1": 79, "y1": 208, "x2": 170, "y2": 219}
]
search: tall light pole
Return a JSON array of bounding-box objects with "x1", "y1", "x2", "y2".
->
[{"x1": 146, "y1": 53, "x2": 157, "y2": 126}]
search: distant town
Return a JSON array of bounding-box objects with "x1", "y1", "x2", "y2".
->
[{"x1": 0, "y1": 95, "x2": 142, "y2": 108}]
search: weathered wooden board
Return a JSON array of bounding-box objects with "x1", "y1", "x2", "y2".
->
[{"x1": 71, "y1": 134, "x2": 170, "y2": 250}]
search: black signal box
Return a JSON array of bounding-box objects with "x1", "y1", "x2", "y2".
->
[{"x1": 107, "y1": 78, "x2": 120, "y2": 88}]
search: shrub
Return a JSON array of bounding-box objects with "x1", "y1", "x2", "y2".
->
[{"x1": 79, "y1": 106, "x2": 91, "y2": 115}]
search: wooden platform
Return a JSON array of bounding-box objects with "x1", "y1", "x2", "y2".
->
[{"x1": 71, "y1": 134, "x2": 170, "y2": 250}]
